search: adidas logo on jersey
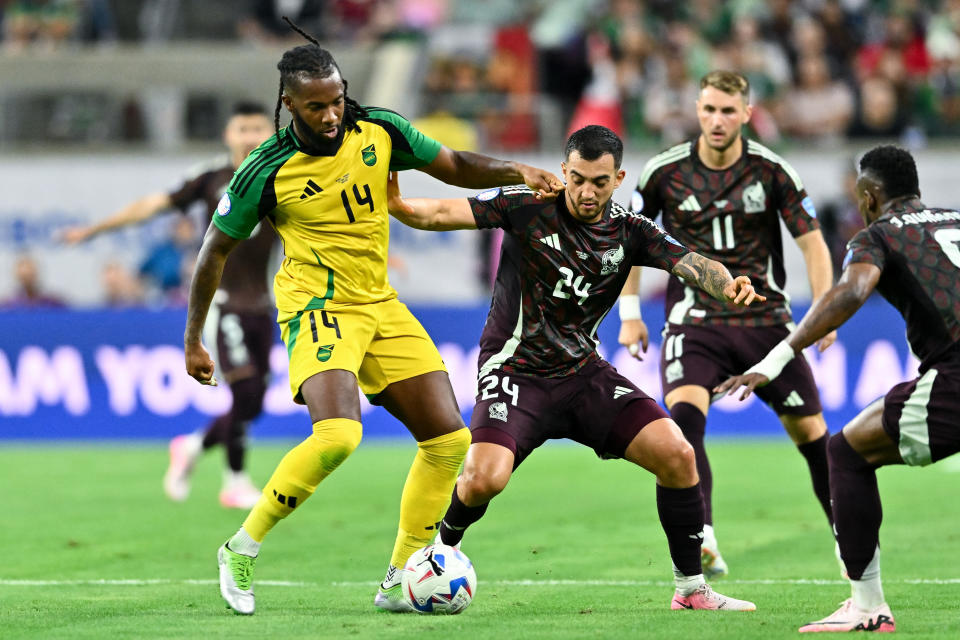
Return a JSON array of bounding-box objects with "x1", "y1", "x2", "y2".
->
[
  {"x1": 300, "y1": 179, "x2": 324, "y2": 200},
  {"x1": 678, "y1": 195, "x2": 702, "y2": 212},
  {"x1": 782, "y1": 390, "x2": 804, "y2": 407},
  {"x1": 539, "y1": 233, "x2": 561, "y2": 251},
  {"x1": 613, "y1": 386, "x2": 633, "y2": 399}
]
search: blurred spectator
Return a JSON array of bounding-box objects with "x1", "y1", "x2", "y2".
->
[
  {"x1": 566, "y1": 31, "x2": 624, "y2": 138},
  {"x1": 776, "y1": 53, "x2": 854, "y2": 142},
  {"x1": 847, "y1": 74, "x2": 908, "y2": 138},
  {"x1": 817, "y1": 0, "x2": 862, "y2": 77},
  {"x1": 138, "y1": 216, "x2": 197, "y2": 304},
  {"x1": 2, "y1": 0, "x2": 81, "y2": 52},
  {"x1": 2, "y1": 254, "x2": 66, "y2": 309},
  {"x1": 642, "y1": 47, "x2": 700, "y2": 145},
  {"x1": 236, "y1": 0, "x2": 325, "y2": 44},
  {"x1": 856, "y1": 11, "x2": 932, "y2": 83},
  {"x1": 100, "y1": 261, "x2": 144, "y2": 307}
]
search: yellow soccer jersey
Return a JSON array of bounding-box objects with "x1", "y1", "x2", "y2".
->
[{"x1": 213, "y1": 107, "x2": 442, "y2": 311}]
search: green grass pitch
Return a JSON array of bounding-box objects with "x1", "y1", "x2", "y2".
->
[{"x1": 3, "y1": 439, "x2": 959, "y2": 639}]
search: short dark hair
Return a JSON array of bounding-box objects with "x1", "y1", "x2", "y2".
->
[
  {"x1": 564, "y1": 125, "x2": 623, "y2": 169},
  {"x1": 231, "y1": 101, "x2": 268, "y2": 117},
  {"x1": 859, "y1": 145, "x2": 919, "y2": 199}
]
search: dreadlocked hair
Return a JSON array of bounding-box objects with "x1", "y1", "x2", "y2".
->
[{"x1": 274, "y1": 16, "x2": 368, "y2": 135}]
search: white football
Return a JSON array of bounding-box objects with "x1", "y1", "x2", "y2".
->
[{"x1": 401, "y1": 544, "x2": 477, "y2": 614}]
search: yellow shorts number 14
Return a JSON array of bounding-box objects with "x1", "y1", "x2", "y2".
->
[{"x1": 279, "y1": 297, "x2": 447, "y2": 404}]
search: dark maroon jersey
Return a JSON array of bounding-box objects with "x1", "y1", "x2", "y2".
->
[
  {"x1": 169, "y1": 158, "x2": 276, "y2": 312},
  {"x1": 844, "y1": 199, "x2": 960, "y2": 368},
  {"x1": 470, "y1": 185, "x2": 689, "y2": 377},
  {"x1": 633, "y1": 138, "x2": 819, "y2": 327}
]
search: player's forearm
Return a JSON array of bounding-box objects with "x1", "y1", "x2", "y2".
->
[
  {"x1": 797, "y1": 230, "x2": 834, "y2": 301},
  {"x1": 620, "y1": 266, "x2": 642, "y2": 297},
  {"x1": 92, "y1": 193, "x2": 171, "y2": 237},
  {"x1": 445, "y1": 151, "x2": 526, "y2": 188},
  {"x1": 184, "y1": 232, "x2": 233, "y2": 344},
  {"x1": 672, "y1": 252, "x2": 734, "y2": 301},
  {"x1": 786, "y1": 281, "x2": 865, "y2": 353},
  {"x1": 393, "y1": 198, "x2": 476, "y2": 231}
]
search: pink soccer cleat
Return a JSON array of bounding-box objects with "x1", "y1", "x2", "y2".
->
[
  {"x1": 219, "y1": 473, "x2": 263, "y2": 509},
  {"x1": 670, "y1": 583, "x2": 756, "y2": 611},
  {"x1": 799, "y1": 599, "x2": 895, "y2": 633},
  {"x1": 163, "y1": 433, "x2": 202, "y2": 502}
]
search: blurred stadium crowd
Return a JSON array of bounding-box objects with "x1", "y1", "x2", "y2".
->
[{"x1": 3, "y1": 0, "x2": 960, "y2": 148}]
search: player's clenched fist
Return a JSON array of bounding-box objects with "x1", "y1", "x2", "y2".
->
[{"x1": 185, "y1": 341, "x2": 218, "y2": 386}]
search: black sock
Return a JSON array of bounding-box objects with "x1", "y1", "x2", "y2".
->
[
  {"x1": 437, "y1": 483, "x2": 488, "y2": 546},
  {"x1": 797, "y1": 432, "x2": 834, "y2": 525},
  {"x1": 828, "y1": 432, "x2": 882, "y2": 580},
  {"x1": 202, "y1": 377, "x2": 265, "y2": 472},
  {"x1": 670, "y1": 402, "x2": 711, "y2": 525},
  {"x1": 656, "y1": 483, "x2": 704, "y2": 577}
]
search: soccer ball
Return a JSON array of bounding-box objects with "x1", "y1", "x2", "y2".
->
[{"x1": 401, "y1": 543, "x2": 477, "y2": 614}]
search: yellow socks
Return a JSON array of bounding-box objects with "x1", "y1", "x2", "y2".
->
[
  {"x1": 390, "y1": 427, "x2": 471, "y2": 568},
  {"x1": 242, "y1": 417, "x2": 362, "y2": 542}
]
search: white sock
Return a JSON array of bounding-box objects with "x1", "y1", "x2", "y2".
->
[
  {"x1": 183, "y1": 432, "x2": 203, "y2": 456},
  {"x1": 673, "y1": 563, "x2": 705, "y2": 595},
  {"x1": 228, "y1": 527, "x2": 261, "y2": 557},
  {"x1": 223, "y1": 470, "x2": 250, "y2": 488},
  {"x1": 702, "y1": 524, "x2": 718, "y2": 551},
  {"x1": 850, "y1": 546, "x2": 885, "y2": 610}
]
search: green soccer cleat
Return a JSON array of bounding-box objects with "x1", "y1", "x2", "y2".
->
[
  {"x1": 374, "y1": 565, "x2": 413, "y2": 612},
  {"x1": 218, "y1": 542, "x2": 256, "y2": 615}
]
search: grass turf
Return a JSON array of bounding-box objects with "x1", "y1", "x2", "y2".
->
[{"x1": 2, "y1": 439, "x2": 959, "y2": 639}]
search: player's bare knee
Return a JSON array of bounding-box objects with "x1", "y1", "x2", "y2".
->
[
  {"x1": 657, "y1": 439, "x2": 698, "y2": 487},
  {"x1": 458, "y1": 467, "x2": 509, "y2": 505},
  {"x1": 781, "y1": 413, "x2": 827, "y2": 444}
]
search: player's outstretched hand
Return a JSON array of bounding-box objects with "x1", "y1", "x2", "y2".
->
[
  {"x1": 816, "y1": 329, "x2": 838, "y2": 352},
  {"x1": 618, "y1": 319, "x2": 649, "y2": 360},
  {"x1": 386, "y1": 171, "x2": 415, "y2": 217},
  {"x1": 58, "y1": 226, "x2": 93, "y2": 245},
  {"x1": 517, "y1": 164, "x2": 564, "y2": 200},
  {"x1": 713, "y1": 372, "x2": 769, "y2": 401},
  {"x1": 723, "y1": 276, "x2": 766, "y2": 306},
  {"x1": 185, "y1": 341, "x2": 218, "y2": 386}
]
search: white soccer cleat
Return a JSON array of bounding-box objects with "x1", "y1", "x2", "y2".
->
[
  {"x1": 219, "y1": 472, "x2": 262, "y2": 509},
  {"x1": 163, "y1": 433, "x2": 202, "y2": 502},
  {"x1": 799, "y1": 598, "x2": 895, "y2": 632},
  {"x1": 701, "y1": 545, "x2": 729, "y2": 579},
  {"x1": 374, "y1": 565, "x2": 413, "y2": 612},
  {"x1": 670, "y1": 583, "x2": 756, "y2": 611},
  {"x1": 218, "y1": 543, "x2": 256, "y2": 615}
]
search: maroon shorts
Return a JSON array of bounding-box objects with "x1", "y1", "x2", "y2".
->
[
  {"x1": 206, "y1": 303, "x2": 275, "y2": 382},
  {"x1": 660, "y1": 323, "x2": 822, "y2": 416},
  {"x1": 881, "y1": 348, "x2": 960, "y2": 467},
  {"x1": 469, "y1": 360, "x2": 669, "y2": 468}
]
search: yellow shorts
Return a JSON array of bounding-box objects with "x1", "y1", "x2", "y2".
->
[{"x1": 279, "y1": 297, "x2": 446, "y2": 404}]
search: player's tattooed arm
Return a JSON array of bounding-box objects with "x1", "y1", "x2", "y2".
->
[
  {"x1": 184, "y1": 224, "x2": 240, "y2": 385},
  {"x1": 671, "y1": 252, "x2": 765, "y2": 305}
]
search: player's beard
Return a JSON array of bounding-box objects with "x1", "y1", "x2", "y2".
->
[
  {"x1": 704, "y1": 129, "x2": 739, "y2": 153},
  {"x1": 291, "y1": 110, "x2": 346, "y2": 155}
]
